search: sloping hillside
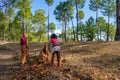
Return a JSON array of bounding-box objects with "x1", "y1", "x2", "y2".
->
[{"x1": 0, "y1": 41, "x2": 120, "y2": 80}]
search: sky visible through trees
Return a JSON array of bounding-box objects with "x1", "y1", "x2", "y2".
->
[
  {"x1": 31, "y1": 0, "x2": 115, "y2": 32},
  {"x1": 0, "y1": 0, "x2": 116, "y2": 42}
]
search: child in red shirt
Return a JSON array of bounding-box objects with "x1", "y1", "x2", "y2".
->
[
  {"x1": 50, "y1": 34, "x2": 59, "y2": 46},
  {"x1": 50, "y1": 33, "x2": 60, "y2": 67},
  {"x1": 20, "y1": 33, "x2": 29, "y2": 65}
]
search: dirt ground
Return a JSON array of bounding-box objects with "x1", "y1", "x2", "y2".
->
[{"x1": 0, "y1": 41, "x2": 120, "y2": 80}]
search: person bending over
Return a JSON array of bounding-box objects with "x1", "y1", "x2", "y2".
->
[{"x1": 49, "y1": 33, "x2": 60, "y2": 67}]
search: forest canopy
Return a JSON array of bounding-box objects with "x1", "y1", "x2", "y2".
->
[{"x1": 0, "y1": 0, "x2": 116, "y2": 42}]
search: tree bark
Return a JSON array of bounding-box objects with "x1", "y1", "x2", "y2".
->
[
  {"x1": 106, "y1": 15, "x2": 110, "y2": 41},
  {"x1": 64, "y1": 19, "x2": 67, "y2": 42},
  {"x1": 48, "y1": 6, "x2": 50, "y2": 41},
  {"x1": 8, "y1": 22, "x2": 11, "y2": 41},
  {"x1": 71, "y1": 17, "x2": 75, "y2": 41},
  {"x1": 96, "y1": 9, "x2": 99, "y2": 41},
  {"x1": 75, "y1": 2, "x2": 79, "y2": 41},
  {"x1": 115, "y1": 0, "x2": 120, "y2": 40}
]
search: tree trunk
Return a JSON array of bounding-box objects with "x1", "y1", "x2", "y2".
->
[
  {"x1": 96, "y1": 9, "x2": 99, "y2": 41},
  {"x1": 80, "y1": 21, "x2": 83, "y2": 41},
  {"x1": 75, "y1": 3, "x2": 79, "y2": 41},
  {"x1": 0, "y1": 29, "x2": 1, "y2": 41},
  {"x1": 48, "y1": 6, "x2": 50, "y2": 41},
  {"x1": 71, "y1": 17, "x2": 75, "y2": 41},
  {"x1": 2, "y1": 28, "x2": 5, "y2": 40},
  {"x1": 38, "y1": 35, "x2": 40, "y2": 42},
  {"x1": 64, "y1": 19, "x2": 67, "y2": 42},
  {"x1": 115, "y1": 0, "x2": 120, "y2": 40},
  {"x1": 106, "y1": 15, "x2": 110, "y2": 41},
  {"x1": 2, "y1": 28, "x2": 4, "y2": 41},
  {"x1": 21, "y1": 17, "x2": 24, "y2": 34},
  {"x1": 8, "y1": 22, "x2": 11, "y2": 41},
  {"x1": 62, "y1": 23, "x2": 64, "y2": 42},
  {"x1": 100, "y1": 26, "x2": 102, "y2": 40},
  {"x1": 38, "y1": 33, "x2": 42, "y2": 42}
]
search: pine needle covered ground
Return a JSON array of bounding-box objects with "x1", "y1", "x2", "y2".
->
[{"x1": 0, "y1": 41, "x2": 120, "y2": 80}]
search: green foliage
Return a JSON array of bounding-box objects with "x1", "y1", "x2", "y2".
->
[
  {"x1": 0, "y1": 0, "x2": 17, "y2": 9},
  {"x1": 45, "y1": 0, "x2": 54, "y2": 6},
  {"x1": 68, "y1": 0, "x2": 86, "y2": 41},
  {"x1": 45, "y1": 0, "x2": 54, "y2": 41},
  {"x1": 89, "y1": 0, "x2": 101, "y2": 11},
  {"x1": 13, "y1": 12, "x2": 21, "y2": 27},
  {"x1": 33, "y1": 9, "x2": 47, "y2": 42},
  {"x1": 101, "y1": 0, "x2": 115, "y2": 17},
  {"x1": 102, "y1": 23, "x2": 115, "y2": 40},
  {"x1": 49, "y1": 22, "x2": 56, "y2": 32},
  {"x1": 76, "y1": 0, "x2": 85, "y2": 8},
  {"x1": 95, "y1": 17, "x2": 107, "y2": 40},
  {"x1": 54, "y1": 1, "x2": 74, "y2": 42},
  {"x1": 0, "y1": 10, "x2": 7, "y2": 40},
  {"x1": 69, "y1": 0, "x2": 86, "y2": 9},
  {"x1": 15, "y1": 0, "x2": 32, "y2": 33},
  {"x1": 109, "y1": 24, "x2": 115, "y2": 40},
  {"x1": 5, "y1": 8, "x2": 14, "y2": 18},
  {"x1": 5, "y1": 7, "x2": 15, "y2": 41},
  {"x1": 78, "y1": 10, "x2": 84, "y2": 21},
  {"x1": 78, "y1": 21, "x2": 86, "y2": 41},
  {"x1": 66, "y1": 27, "x2": 74, "y2": 41},
  {"x1": 33, "y1": 9, "x2": 46, "y2": 25},
  {"x1": 100, "y1": 0, "x2": 115, "y2": 41},
  {"x1": 89, "y1": 0, "x2": 104, "y2": 40},
  {"x1": 0, "y1": 10, "x2": 6, "y2": 24},
  {"x1": 85, "y1": 16, "x2": 95, "y2": 41},
  {"x1": 26, "y1": 32, "x2": 37, "y2": 42},
  {"x1": 54, "y1": 1, "x2": 74, "y2": 22},
  {"x1": 15, "y1": 0, "x2": 32, "y2": 18},
  {"x1": 0, "y1": 0, "x2": 117, "y2": 42}
]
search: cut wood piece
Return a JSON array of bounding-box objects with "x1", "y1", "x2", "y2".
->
[{"x1": 38, "y1": 43, "x2": 49, "y2": 64}]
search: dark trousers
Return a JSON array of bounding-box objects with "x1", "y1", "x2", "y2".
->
[{"x1": 51, "y1": 51, "x2": 60, "y2": 67}]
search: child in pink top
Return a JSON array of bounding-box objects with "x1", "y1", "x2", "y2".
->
[
  {"x1": 21, "y1": 33, "x2": 27, "y2": 45},
  {"x1": 50, "y1": 35, "x2": 59, "y2": 46},
  {"x1": 20, "y1": 33, "x2": 29, "y2": 65},
  {"x1": 50, "y1": 33, "x2": 60, "y2": 67}
]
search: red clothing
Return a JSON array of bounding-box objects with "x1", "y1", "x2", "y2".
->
[
  {"x1": 50, "y1": 38, "x2": 59, "y2": 45},
  {"x1": 21, "y1": 37, "x2": 27, "y2": 45},
  {"x1": 20, "y1": 33, "x2": 29, "y2": 65}
]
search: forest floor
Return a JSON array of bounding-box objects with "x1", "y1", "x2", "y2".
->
[{"x1": 0, "y1": 41, "x2": 120, "y2": 80}]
